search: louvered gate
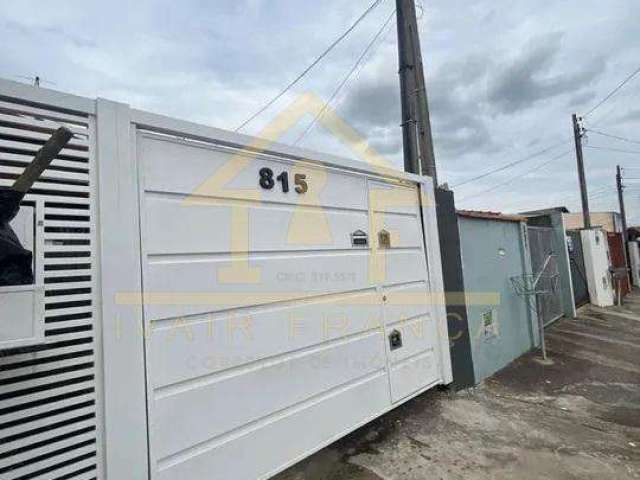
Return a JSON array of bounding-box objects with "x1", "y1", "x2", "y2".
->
[{"x1": 0, "y1": 98, "x2": 102, "y2": 479}]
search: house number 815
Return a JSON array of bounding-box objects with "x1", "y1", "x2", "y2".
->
[{"x1": 259, "y1": 168, "x2": 308, "y2": 194}]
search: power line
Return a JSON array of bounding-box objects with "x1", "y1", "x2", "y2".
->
[
  {"x1": 452, "y1": 140, "x2": 569, "y2": 188},
  {"x1": 585, "y1": 128, "x2": 640, "y2": 146},
  {"x1": 235, "y1": 0, "x2": 385, "y2": 132},
  {"x1": 458, "y1": 150, "x2": 571, "y2": 202},
  {"x1": 588, "y1": 84, "x2": 640, "y2": 128},
  {"x1": 295, "y1": 9, "x2": 396, "y2": 145},
  {"x1": 584, "y1": 64, "x2": 640, "y2": 117},
  {"x1": 590, "y1": 189, "x2": 617, "y2": 200},
  {"x1": 589, "y1": 185, "x2": 615, "y2": 196},
  {"x1": 584, "y1": 145, "x2": 640, "y2": 155}
]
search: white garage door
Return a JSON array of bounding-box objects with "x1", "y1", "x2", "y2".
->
[{"x1": 136, "y1": 133, "x2": 446, "y2": 480}]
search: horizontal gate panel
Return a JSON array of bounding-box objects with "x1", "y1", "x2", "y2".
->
[
  {"x1": 144, "y1": 252, "x2": 372, "y2": 320},
  {"x1": 373, "y1": 211, "x2": 422, "y2": 249},
  {"x1": 144, "y1": 194, "x2": 369, "y2": 254},
  {"x1": 386, "y1": 316, "x2": 436, "y2": 364},
  {"x1": 152, "y1": 331, "x2": 386, "y2": 460},
  {"x1": 140, "y1": 134, "x2": 368, "y2": 211},
  {"x1": 156, "y1": 372, "x2": 390, "y2": 480},
  {"x1": 389, "y1": 350, "x2": 439, "y2": 403},
  {"x1": 369, "y1": 181, "x2": 418, "y2": 216},
  {"x1": 384, "y1": 281, "x2": 431, "y2": 325},
  {"x1": 148, "y1": 289, "x2": 381, "y2": 388},
  {"x1": 377, "y1": 250, "x2": 427, "y2": 286}
]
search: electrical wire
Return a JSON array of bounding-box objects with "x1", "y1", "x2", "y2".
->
[
  {"x1": 584, "y1": 145, "x2": 640, "y2": 155},
  {"x1": 589, "y1": 185, "x2": 615, "y2": 196},
  {"x1": 452, "y1": 140, "x2": 569, "y2": 188},
  {"x1": 585, "y1": 128, "x2": 640, "y2": 146},
  {"x1": 458, "y1": 150, "x2": 572, "y2": 202},
  {"x1": 584, "y1": 64, "x2": 640, "y2": 117},
  {"x1": 590, "y1": 189, "x2": 617, "y2": 200},
  {"x1": 235, "y1": 0, "x2": 385, "y2": 132},
  {"x1": 295, "y1": 9, "x2": 396, "y2": 145}
]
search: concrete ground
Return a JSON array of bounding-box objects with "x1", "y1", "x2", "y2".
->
[{"x1": 275, "y1": 291, "x2": 640, "y2": 480}]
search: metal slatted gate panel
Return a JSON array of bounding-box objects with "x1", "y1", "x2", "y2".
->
[
  {"x1": 0, "y1": 99, "x2": 102, "y2": 478},
  {"x1": 136, "y1": 132, "x2": 450, "y2": 479}
]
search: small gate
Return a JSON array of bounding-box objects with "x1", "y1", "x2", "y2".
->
[
  {"x1": 567, "y1": 230, "x2": 589, "y2": 307},
  {"x1": 607, "y1": 232, "x2": 631, "y2": 297},
  {"x1": 527, "y1": 226, "x2": 563, "y2": 326}
]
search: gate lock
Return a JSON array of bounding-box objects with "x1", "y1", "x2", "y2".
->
[{"x1": 389, "y1": 329, "x2": 403, "y2": 350}]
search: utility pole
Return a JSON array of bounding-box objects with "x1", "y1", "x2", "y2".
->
[
  {"x1": 396, "y1": 0, "x2": 419, "y2": 175},
  {"x1": 396, "y1": 0, "x2": 438, "y2": 185},
  {"x1": 616, "y1": 165, "x2": 631, "y2": 284},
  {"x1": 616, "y1": 165, "x2": 629, "y2": 241},
  {"x1": 572, "y1": 114, "x2": 591, "y2": 229}
]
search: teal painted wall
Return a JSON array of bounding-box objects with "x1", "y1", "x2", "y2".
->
[{"x1": 458, "y1": 216, "x2": 539, "y2": 383}]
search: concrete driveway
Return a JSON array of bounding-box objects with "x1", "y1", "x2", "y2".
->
[{"x1": 275, "y1": 291, "x2": 640, "y2": 479}]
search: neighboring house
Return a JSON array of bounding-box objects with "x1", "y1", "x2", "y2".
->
[
  {"x1": 563, "y1": 211, "x2": 623, "y2": 233},
  {"x1": 520, "y1": 206, "x2": 570, "y2": 217},
  {"x1": 457, "y1": 210, "x2": 540, "y2": 383}
]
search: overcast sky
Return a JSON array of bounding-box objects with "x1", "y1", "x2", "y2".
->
[{"x1": 1, "y1": 0, "x2": 638, "y2": 223}]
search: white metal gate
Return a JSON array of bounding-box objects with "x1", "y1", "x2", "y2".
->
[
  {"x1": 136, "y1": 132, "x2": 448, "y2": 479},
  {"x1": 0, "y1": 79, "x2": 451, "y2": 480}
]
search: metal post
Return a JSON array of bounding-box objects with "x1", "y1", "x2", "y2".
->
[{"x1": 572, "y1": 114, "x2": 591, "y2": 229}]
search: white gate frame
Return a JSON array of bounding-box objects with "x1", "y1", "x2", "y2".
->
[{"x1": 0, "y1": 78, "x2": 452, "y2": 479}]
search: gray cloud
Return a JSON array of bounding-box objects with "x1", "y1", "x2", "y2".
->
[
  {"x1": 567, "y1": 90, "x2": 597, "y2": 108},
  {"x1": 614, "y1": 109, "x2": 640, "y2": 125},
  {"x1": 341, "y1": 79, "x2": 400, "y2": 131},
  {"x1": 338, "y1": 50, "x2": 498, "y2": 159},
  {"x1": 434, "y1": 114, "x2": 497, "y2": 155},
  {"x1": 487, "y1": 32, "x2": 606, "y2": 114}
]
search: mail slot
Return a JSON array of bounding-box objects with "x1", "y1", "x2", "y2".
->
[{"x1": 351, "y1": 229, "x2": 368, "y2": 247}]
